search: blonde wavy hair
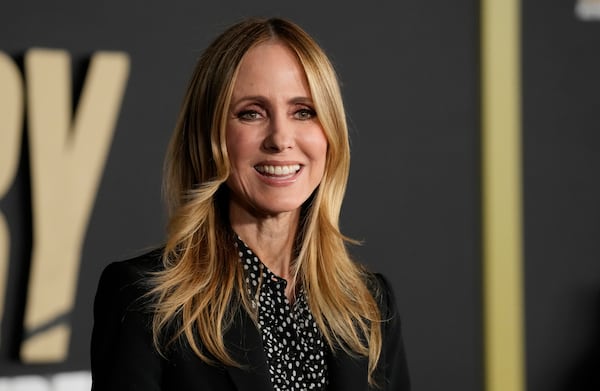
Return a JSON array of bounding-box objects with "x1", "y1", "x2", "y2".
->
[{"x1": 151, "y1": 17, "x2": 383, "y2": 384}]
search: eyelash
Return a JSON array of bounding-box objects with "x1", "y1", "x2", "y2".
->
[{"x1": 236, "y1": 108, "x2": 317, "y2": 121}]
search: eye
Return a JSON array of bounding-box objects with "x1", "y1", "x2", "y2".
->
[
  {"x1": 237, "y1": 110, "x2": 262, "y2": 121},
  {"x1": 294, "y1": 108, "x2": 317, "y2": 120}
]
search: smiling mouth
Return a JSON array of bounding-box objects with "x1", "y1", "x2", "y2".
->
[{"x1": 255, "y1": 164, "x2": 301, "y2": 176}]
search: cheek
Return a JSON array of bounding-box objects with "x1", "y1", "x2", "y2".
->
[
  {"x1": 310, "y1": 130, "x2": 329, "y2": 164},
  {"x1": 226, "y1": 129, "x2": 252, "y2": 166}
]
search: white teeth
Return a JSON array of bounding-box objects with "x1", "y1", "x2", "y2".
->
[{"x1": 256, "y1": 164, "x2": 301, "y2": 176}]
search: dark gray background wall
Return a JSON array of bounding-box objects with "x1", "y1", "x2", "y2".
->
[
  {"x1": 1, "y1": 1, "x2": 598, "y2": 390},
  {"x1": 522, "y1": 1, "x2": 600, "y2": 390}
]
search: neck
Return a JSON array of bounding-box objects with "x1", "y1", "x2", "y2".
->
[{"x1": 229, "y1": 202, "x2": 300, "y2": 283}]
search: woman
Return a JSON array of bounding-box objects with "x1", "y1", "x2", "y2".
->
[{"x1": 91, "y1": 17, "x2": 410, "y2": 391}]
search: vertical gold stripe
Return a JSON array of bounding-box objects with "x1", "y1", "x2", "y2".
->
[{"x1": 481, "y1": 1, "x2": 525, "y2": 391}]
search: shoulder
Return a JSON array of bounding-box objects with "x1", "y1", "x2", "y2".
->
[
  {"x1": 99, "y1": 247, "x2": 164, "y2": 282},
  {"x1": 365, "y1": 272, "x2": 399, "y2": 320},
  {"x1": 94, "y1": 248, "x2": 164, "y2": 313},
  {"x1": 368, "y1": 273, "x2": 412, "y2": 389},
  {"x1": 97, "y1": 248, "x2": 163, "y2": 289},
  {"x1": 91, "y1": 248, "x2": 166, "y2": 389}
]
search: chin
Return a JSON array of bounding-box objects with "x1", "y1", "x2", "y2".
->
[
  {"x1": 253, "y1": 198, "x2": 307, "y2": 216},
  {"x1": 259, "y1": 205, "x2": 303, "y2": 216}
]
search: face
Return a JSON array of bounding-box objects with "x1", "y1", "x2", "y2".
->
[{"x1": 225, "y1": 40, "x2": 328, "y2": 218}]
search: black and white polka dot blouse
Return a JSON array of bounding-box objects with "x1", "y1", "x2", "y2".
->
[{"x1": 235, "y1": 237, "x2": 328, "y2": 391}]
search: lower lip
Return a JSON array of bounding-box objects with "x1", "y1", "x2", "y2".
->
[{"x1": 255, "y1": 166, "x2": 302, "y2": 186}]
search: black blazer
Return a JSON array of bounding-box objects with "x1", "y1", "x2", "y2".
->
[{"x1": 91, "y1": 250, "x2": 410, "y2": 390}]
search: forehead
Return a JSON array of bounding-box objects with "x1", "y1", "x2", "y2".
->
[{"x1": 231, "y1": 41, "x2": 311, "y2": 97}]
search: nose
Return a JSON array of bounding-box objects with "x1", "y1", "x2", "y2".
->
[{"x1": 262, "y1": 113, "x2": 294, "y2": 152}]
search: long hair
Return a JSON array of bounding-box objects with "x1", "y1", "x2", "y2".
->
[{"x1": 151, "y1": 17, "x2": 383, "y2": 384}]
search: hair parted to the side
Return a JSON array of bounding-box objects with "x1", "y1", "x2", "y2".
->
[{"x1": 150, "y1": 17, "x2": 383, "y2": 384}]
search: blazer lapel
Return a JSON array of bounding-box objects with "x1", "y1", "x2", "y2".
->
[
  {"x1": 224, "y1": 309, "x2": 273, "y2": 391},
  {"x1": 223, "y1": 308, "x2": 370, "y2": 391},
  {"x1": 326, "y1": 347, "x2": 369, "y2": 391}
]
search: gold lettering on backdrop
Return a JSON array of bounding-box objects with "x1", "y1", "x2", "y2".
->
[
  {"x1": 0, "y1": 52, "x2": 25, "y2": 346},
  {"x1": 21, "y1": 49, "x2": 130, "y2": 362}
]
